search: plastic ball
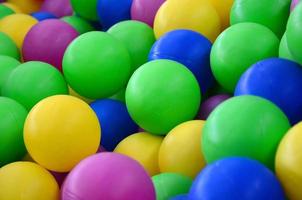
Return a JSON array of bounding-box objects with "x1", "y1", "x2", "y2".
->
[
  {"x1": 0, "y1": 4, "x2": 14, "y2": 19},
  {"x1": 210, "y1": 22, "x2": 279, "y2": 92},
  {"x1": 0, "y1": 97, "x2": 27, "y2": 166},
  {"x1": 276, "y1": 122, "x2": 302, "y2": 200},
  {"x1": 159, "y1": 120, "x2": 206, "y2": 178},
  {"x1": 22, "y1": 19, "x2": 78, "y2": 71},
  {"x1": 62, "y1": 153, "x2": 156, "y2": 200},
  {"x1": 2, "y1": 61, "x2": 68, "y2": 110},
  {"x1": 114, "y1": 132, "x2": 163, "y2": 176},
  {"x1": 0, "y1": 32, "x2": 19, "y2": 60},
  {"x1": 97, "y1": 0, "x2": 133, "y2": 30},
  {"x1": 0, "y1": 14, "x2": 38, "y2": 48},
  {"x1": 62, "y1": 16, "x2": 95, "y2": 34},
  {"x1": 279, "y1": 33, "x2": 295, "y2": 61},
  {"x1": 41, "y1": 0, "x2": 73, "y2": 18},
  {"x1": 6, "y1": 0, "x2": 42, "y2": 14},
  {"x1": 188, "y1": 157, "x2": 285, "y2": 200},
  {"x1": 108, "y1": 20, "x2": 155, "y2": 71},
  {"x1": 63, "y1": 31, "x2": 131, "y2": 99},
  {"x1": 170, "y1": 194, "x2": 188, "y2": 200},
  {"x1": 154, "y1": 0, "x2": 221, "y2": 42},
  {"x1": 0, "y1": 55, "x2": 20, "y2": 93},
  {"x1": 0, "y1": 162, "x2": 59, "y2": 200},
  {"x1": 291, "y1": 0, "x2": 300, "y2": 10},
  {"x1": 235, "y1": 58, "x2": 302, "y2": 125},
  {"x1": 208, "y1": 0, "x2": 234, "y2": 30},
  {"x1": 31, "y1": 11, "x2": 57, "y2": 21},
  {"x1": 149, "y1": 30, "x2": 213, "y2": 94},
  {"x1": 202, "y1": 95, "x2": 290, "y2": 169},
  {"x1": 152, "y1": 173, "x2": 192, "y2": 200},
  {"x1": 24, "y1": 95, "x2": 101, "y2": 172},
  {"x1": 70, "y1": 0, "x2": 98, "y2": 21},
  {"x1": 90, "y1": 99, "x2": 138, "y2": 151},
  {"x1": 126, "y1": 60, "x2": 201, "y2": 135},
  {"x1": 131, "y1": 0, "x2": 165, "y2": 27}
]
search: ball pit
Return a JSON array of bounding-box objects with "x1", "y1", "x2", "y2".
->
[
  {"x1": 0, "y1": 32, "x2": 19, "y2": 59},
  {"x1": 62, "y1": 16, "x2": 95, "y2": 35},
  {"x1": 0, "y1": 55, "x2": 20, "y2": 93},
  {"x1": 198, "y1": 94, "x2": 231, "y2": 119},
  {"x1": 41, "y1": 0, "x2": 73, "y2": 18},
  {"x1": 31, "y1": 11, "x2": 57, "y2": 21}
]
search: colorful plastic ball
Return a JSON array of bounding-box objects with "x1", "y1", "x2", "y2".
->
[
  {"x1": 149, "y1": 30, "x2": 213, "y2": 94},
  {"x1": 210, "y1": 22, "x2": 279, "y2": 92},
  {"x1": 97, "y1": 0, "x2": 133, "y2": 30},
  {"x1": 131, "y1": 0, "x2": 165, "y2": 27},
  {"x1": 63, "y1": 31, "x2": 131, "y2": 99},
  {"x1": 62, "y1": 16, "x2": 95, "y2": 34},
  {"x1": 188, "y1": 157, "x2": 285, "y2": 200},
  {"x1": 279, "y1": 33, "x2": 296, "y2": 61},
  {"x1": 31, "y1": 11, "x2": 57, "y2": 21},
  {"x1": 0, "y1": 97, "x2": 27, "y2": 166},
  {"x1": 90, "y1": 99, "x2": 138, "y2": 151},
  {"x1": 126, "y1": 60, "x2": 201, "y2": 135},
  {"x1": 0, "y1": 4, "x2": 14, "y2": 19},
  {"x1": 276, "y1": 122, "x2": 302, "y2": 200},
  {"x1": 170, "y1": 194, "x2": 188, "y2": 200},
  {"x1": 2, "y1": 61, "x2": 68, "y2": 110},
  {"x1": 235, "y1": 58, "x2": 302, "y2": 125},
  {"x1": 62, "y1": 153, "x2": 156, "y2": 200},
  {"x1": 208, "y1": 0, "x2": 234, "y2": 30},
  {"x1": 22, "y1": 19, "x2": 78, "y2": 71},
  {"x1": 0, "y1": 162, "x2": 59, "y2": 200},
  {"x1": 0, "y1": 14, "x2": 38, "y2": 48},
  {"x1": 114, "y1": 132, "x2": 163, "y2": 176},
  {"x1": 41, "y1": 0, "x2": 73, "y2": 18},
  {"x1": 0, "y1": 32, "x2": 19, "y2": 60},
  {"x1": 159, "y1": 120, "x2": 206, "y2": 178},
  {"x1": 70, "y1": 0, "x2": 98, "y2": 21},
  {"x1": 108, "y1": 20, "x2": 155, "y2": 71},
  {"x1": 24, "y1": 95, "x2": 100, "y2": 172},
  {"x1": 291, "y1": 0, "x2": 300, "y2": 10},
  {"x1": 152, "y1": 173, "x2": 192, "y2": 200},
  {"x1": 6, "y1": 0, "x2": 42, "y2": 14},
  {"x1": 154, "y1": 0, "x2": 221, "y2": 42},
  {"x1": 0, "y1": 55, "x2": 20, "y2": 93}
]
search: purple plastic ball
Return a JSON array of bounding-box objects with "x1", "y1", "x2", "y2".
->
[
  {"x1": 291, "y1": 0, "x2": 300, "y2": 11},
  {"x1": 62, "y1": 153, "x2": 156, "y2": 200},
  {"x1": 41, "y1": 0, "x2": 73, "y2": 18},
  {"x1": 22, "y1": 19, "x2": 78, "y2": 71}
]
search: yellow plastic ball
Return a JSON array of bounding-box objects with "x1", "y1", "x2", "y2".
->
[
  {"x1": 276, "y1": 122, "x2": 302, "y2": 200},
  {"x1": 154, "y1": 0, "x2": 221, "y2": 42},
  {"x1": 6, "y1": 0, "x2": 42, "y2": 14},
  {"x1": 24, "y1": 95, "x2": 101, "y2": 172},
  {"x1": 158, "y1": 120, "x2": 206, "y2": 178},
  {"x1": 0, "y1": 14, "x2": 37, "y2": 49},
  {"x1": 209, "y1": 0, "x2": 234, "y2": 30},
  {"x1": 0, "y1": 162, "x2": 59, "y2": 200},
  {"x1": 2, "y1": 3, "x2": 22, "y2": 13},
  {"x1": 114, "y1": 132, "x2": 163, "y2": 176},
  {"x1": 68, "y1": 86, "x2": 94, "y2": 104}
]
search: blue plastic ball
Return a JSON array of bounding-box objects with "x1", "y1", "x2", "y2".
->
[
  {"x1": 97, "y1": 0, "x2": 132, "y2": 30},
  {"x1": 169, "y1": 194, "x2": 188, "y2": 200},
  {"x1": 235, "y1": 58, "x2": 302, "y2": 124},
  {"x1": 31, "y1": 11, "x2": 57, "y2": 21},
  {"x1": 188, "y1": 157, "x2": 285, "y2": 200},
  {"x1": 90, "y1": 99, "x2": 138, "y2": 151},
  {"x1": 149, "y1": 30, "x2": 214, "y2": 94}
]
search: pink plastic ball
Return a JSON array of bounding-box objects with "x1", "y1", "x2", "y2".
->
[
  {"x1": 291, "y1": 0, "x2": 300, "y2": 11},
  {"x1": 41, "y1": 0, "x2": 73, "y2": 18}
]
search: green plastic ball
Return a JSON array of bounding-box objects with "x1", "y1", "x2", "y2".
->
[
  {"x1": 61, "y1": 16, "x2": 94, "y2": 35},
  {"x1": 63, "y1": 31, "x2": 131, "y2": 99},
  {"x1": 202, "y1": 95, "x2": 290, "y2": 169},
  {"x1": 286, "y1": 3, "x2": 302, "y2": 64},
  {"x1": 210, "y1": 22, "x2": 279, "y2": 92},
  {"x1": 230, "y1": 0, "x2": 291, "y2": 37},
  {"x1": 0, "y1": 97, "x2": 28, "y2": 167},
  {"x1": 126, "y1": 60, "x2": 201, "y2": 135},
  {"x1": 0, "y1": 55, "x2": 20, "y2": 94},
  {"x1": 0, "y1": 32, "x2": 20, "y2": 60},
  {"x1": 279, "y1": 33, "x2": 296, "y2": 62},
  {"x1": 152, "y1": 173, "x2": 192, "y2": 200},
  {"x1": 70, "y1": 0, "x2": 98, "y2": 21},
  {"x1": 2, "y1": 61, "x2": 68, "y2": 110},
  {"x1": 108, "y1": 20, "x2": 156, "y2": 72},
  {"x1": 0, "y1": 4, "x2": 14, "y2": 19}
]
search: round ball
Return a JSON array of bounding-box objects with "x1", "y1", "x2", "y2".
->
[
  {"x1": 149, "y1": 29, "x2": 213, "y2": 94},
  {"x1": 188, "y1": 157, "x2": 285, "y2": 200},
  {"x1": 0, "y1": 55, "x2": 20, "y2": 93},
  {"x1": 2, "y1": 61, "x2": 68, "y2": 110},
  {"x1": 63, "y1": 31, "x2": 131, "y2": 99},
  {"x1": 114, "y1": 132, "x2": 163, "y2": 176},
  {"x1": 208, "y1": 0, "x2": 234, "y2": 30},
  {"x1": 6, "y1": 0, "x2": 42, "y2": 13},
  {"x1": 152, "y1": 173, "x2": 192, "y2": 200},
  {"x1": 235, "y1": 58, "x2": 302, "y2": 125},
  {"x1": 210, "y1": 22, "x2": 279, "y2": 92},
  {"x1": 154, "y1": 0, "x2": 221, "y2": 42},
  {"x1": 41, "y1": 0, "x2": 73, "y2": 18},
  {"x1": 276, "y1": 122, "x2": 302, "y2": 200},
  {"x1": 90, "y1": 99, "x2": 138, "y2": 151},
  {"x1": 0, "y1": 32, "x2": 20, "y2": 60},
  {"x1": 159, "y1": 120, "x2": 206, "y2": 178},
  {"x1": 0, "y1": 4, "x2": 14, "y2": 19},
  {"x1": 279, "y1": 33, "x2": 296, "y2": 61},
  {"x1": 291, "y1": 0, "x2": 300, "y2": 11},
  {"x1": 31, "y1": 11, "x2": 57, "y2": 21},
  {"x1": 62, "y1": 153, "x2": 156, "y2": 200},
  {"x1": 126, "y1": 60, "x2": 201, "y2": 135},
  {"x1": 24, "y1": 95, "x2": 100, "y2": 172},
  {"x1": 108, "y1": 20, "x2": 155, "y2": 71},
  {"x1": 0, "y1": 162, "x2": 59, "y2": 200},
  {"x1": 62, "y1": 16, "x2": 95, "y2": 35},
  {"x1": 70, "y1": 0, "x2": 98, "y2": 21},
  {"x1": 0, "y1": 97, "x2": 27, "y2": 166},
  {"x1": 22, "y1": 19, "x2": 78, "y2": 71},
  {"x1": 202, "y1": 95, "x2": 290, "y2": 169}
]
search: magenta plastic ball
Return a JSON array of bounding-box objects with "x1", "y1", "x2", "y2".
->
[
  {"x1": 41, "y1": 0, "x2": 73, "y2": 17},
  {"x1": 198, "y1": 94, "x2": 231, "y2": 119},
  {"x1": 62, "y1": 153, "x2": 156, "y2": 200},
  {"x1": 22, "y1": 19, "x2": 78, "y2": 71},
  {"x1": 131, "y1": 0, "x2": 166, "y2": 27},
  {"x1": 291, "y1": 0, "x2": 300, "y2": 11}
]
